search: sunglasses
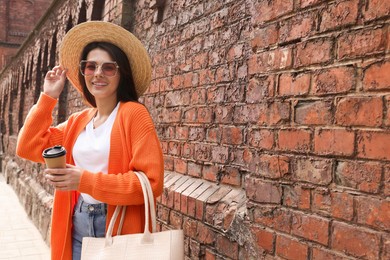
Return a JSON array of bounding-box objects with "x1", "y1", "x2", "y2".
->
[{"x1": 79, "y1": 60, "x2": 119, "y2": 77}]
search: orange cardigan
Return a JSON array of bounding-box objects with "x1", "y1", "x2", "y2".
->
[{"x1": 16, "y1": 93, "x2": 164, "y2": 260}]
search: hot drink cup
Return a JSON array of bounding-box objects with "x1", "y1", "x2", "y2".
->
[{"x1": 42, "y1": 145, "x2": 66, "y2": 168}]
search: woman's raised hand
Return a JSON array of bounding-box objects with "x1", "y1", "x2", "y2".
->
[{"x1": 43, "y1": 66, "x2": 67, "y2": 99}]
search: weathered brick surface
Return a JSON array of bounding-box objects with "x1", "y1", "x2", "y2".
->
[{"x1": 1, "y1": 0, "x2": 389, "y2": 259}]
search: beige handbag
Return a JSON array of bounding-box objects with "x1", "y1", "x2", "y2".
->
[{"x1": 81, "y1": 171, "x2": 184, "y2": 260}]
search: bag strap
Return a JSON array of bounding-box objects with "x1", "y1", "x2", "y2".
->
[{"x1": 105, "y1": 171, "x2": 157, "y2": 246}]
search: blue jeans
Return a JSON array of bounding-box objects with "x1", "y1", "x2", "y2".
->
[{"x1": 72, "y1": 197, "x2": 107, "y2": 260}]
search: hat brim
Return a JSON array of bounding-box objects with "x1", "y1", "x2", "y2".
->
[{"x1": 59, "y1": 21, "x2": 151, "y2": 97}]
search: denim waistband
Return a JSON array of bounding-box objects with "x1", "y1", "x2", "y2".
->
[{"x1": 76, "y1": 197, "x2": 107, "y2": 215}]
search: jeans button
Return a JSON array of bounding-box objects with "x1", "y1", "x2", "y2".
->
[{"x1": 88, "y1": 205, "x2": 95, "y2": 212}]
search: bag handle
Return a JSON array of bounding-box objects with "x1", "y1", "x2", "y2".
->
[{"x1": 105, "y1": 171, "x2": 157, "y2": 247}]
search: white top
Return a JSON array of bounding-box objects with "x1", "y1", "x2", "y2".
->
[{"x1": 73, "y1": 103, "x2": 120, "y2": 204}]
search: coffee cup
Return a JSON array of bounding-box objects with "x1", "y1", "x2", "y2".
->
[{"x1": 42, "y1": 145, "x2": 66, "y2": 168}]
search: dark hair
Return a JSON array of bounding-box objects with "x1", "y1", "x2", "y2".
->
[{"x1": 78, "y1": 42, "x2": 138, "y2": 107}]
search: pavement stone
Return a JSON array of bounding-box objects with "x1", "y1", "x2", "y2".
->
[{"x1": 0, "y1": 174, "x2": 50, "y2": 260}]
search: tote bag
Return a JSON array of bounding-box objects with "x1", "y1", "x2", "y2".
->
[{"x1": 81, "y1": 171, "x2": 184, "y2": 260}]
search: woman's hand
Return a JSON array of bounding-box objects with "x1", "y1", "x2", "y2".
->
[
  {"x1": 43, "y1": 66, "x2": 67, "y2": 99},
  {"x1": 44, "y1": 164, "x2": 82, "y2": 191}
]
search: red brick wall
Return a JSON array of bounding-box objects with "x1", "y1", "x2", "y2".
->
[
  {"x1": 0, "y1": 0, "x2": 389, "y2": 259},
  {"x1": 134, "y1": 0, "x2": 390, "y2": 259}
]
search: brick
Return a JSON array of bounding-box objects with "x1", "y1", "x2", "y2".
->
[
  {"x1": 197, "y1": 107, "x2": 213, "y2": 123},
  {"x1": 176, "y1": 126, "x2": 189, "y2": 140},
  {"x1": 331, "y1": 221, "x2": 380, "y2": 259},
  {"x1": 295, "y1": 100, "x2": 333, "y2": 125},
  {"x1": 258, "y1": 101, "x2": 290, "y2": 126},
  {"x1": 277, "y1": 128, "x2": 311, "y2": 153},
  {"x1": 386, "y1": 96, "x2": 390, "y2": 127},
  {"x1": 183, "y1": 217, "x2": 198, "y2": 239},
  {"x1": 383, "y1": 233, "x2": 390, "y2": 260},
  {"x1": 335, "y1": 161, "x2": 382, "y2": 193},
  {"x1": 215, "y1": 106, "x2": 234, "y2": 124},
  {"x1": 312, "y1": 247, "x2": 349, "y2": 260},
  {"x1": 248, "y1": 128, "x2": 274, "y2": 150},
  {"x1": 314, "y1": 128, "x2": 355, "y2": 156},
  {"x1": 246, "y1": 76, "x2": 275, "y2": 102},
  {"x1": 221, "y1": 126, "x2": 244, "y2": 145},
  {"x1": 253, "y1": 207, "x2": 292, "y2": 233},
  {"x1": 294, "y1": 38, "x2": 332, "y2": 67},
  {"x1": 169, "y1": 210, "x2": 183, "y2": 229},
  {"x1": 276, "y1": 234, "x2": 308, "y2": 260},
  {"x1": 200, "y1": 160, "x2": 219, "y2": 183},
  {"x1": 174, "y1": 158, "x2": 187, "y2": 174},
  {"x1": 215, "y1": 64, "x2": 233, "y2": 83},
  {"x1": 257, "y1": 154, "x2": 290, "y2": 179},
  {"x1": 231, "y1": 148, "x2": 255, "y2": 169},
  {"x1": 195, "y1": 185, "x2": 219, "y2": 220},
  {"x1": 251, "y1": 0, "x2": 294, "y2": 24},
  {"x1": 206, "y1": 127, "x2": 221, "y2": 143},
  {"x1": 248, "y1": 48, "x2": 293, "y2": 74},
  {"x1": 280, "y1": 13, "x2": 314, "y2": 43},
  {"x1": 251, "y1": 24, "x2": 278, "y2": 50},
  {"x1": 192, "y1": 51, "x2": 208, "y2": 70},
  {"x1": 283, "y1": 185, "x2": 311, "y2": 210},
  {"x1": 194, "y1": 143, "x2": 211, "y2": 162},
  {"x1": 187, "y1": 161, "x2": 202, "y2": 178},
  {"x1": 252, "y1": 227, "x2": 274, "y2": 253},
  {"x1": 246, "y1": 177, "x2": 282, "y2": 204},
  {"x1": 227, "y1": 44, "x2": 244, "y2": 62},
  {"x1": 279, "y1": 73, "x2": 310, "y2": 96},
  {"x1": 197, "y1": 222, "x2": 215, "y2": 245},
  {"x1": 356, "y1": 197, "x2": 390, "y2": 231},
  {"x1": 216, "y1": 235, "x2": 239, "y2": 259},
  {"x1": 164, "y1": 156, "x2": 174, "y2": 171},
  {"x1": 335, "y1": 96, "x2": 383, "y2": 127},
  {"x1": 357, "y1": 130, "x2": 390, "y2": 160},
  {"x1": 312, "y1": 66, "x2": 355, "y2": 95},
  {"x1": 291, "y1": 211, "x2": 329, "y2": 245},
  {"x1": 330, "y1": 191, "x2": 354, "y2": 221},
  {"x1": 190, "y1": 239, "x2": 201, "y2": 258},
  {"x1": 162, "y1": 107, "x2": 181, "y2": 123},
  {"x1": 210, "y1": 145, "x2": 229, "y2": 164},
  {"x1": 312, "y1": 188, "x2": 331, "y2": 216},
  {"x1": 220, "y1": 166, "x2": 241, "y2": 187},
  {"x1": 168, "y1": 141, "x2": 181, "y2": 156},
  {"x1": 190, "y1": 88, "x2": 206, "y2": 105},
  {"x1": 300, "y1": 0, "x2": 324, "y2": 8},
  {"x1": 199, "y1": 68, "x2": 215, "y2": 86},
  {"x1": 205, "y1": 248, "x2": 216, "y2": 260},
  {"x1": 363, "y1": 0, "x2": 390, "y2": 22},
  {"x1": 363, "y1": 61, "x2": 390, "y2": 91},
  {"x1": 174, "y1": 178, "x2": 193, "y2": 211},
  {"x1": 233, "y1": 104, "x2": 262, "y2": 124},
  {"x1": 207, "y1": 86, "x2": 225, "y2": 104},
  {"x1": 293, "y1": 158, "x2": 333, "y2": 185},
  {"x1": 385, "y1": 165, "x2": 390, "y2": 196},
  {"x1": 320, "y1": 0, "x2": 359, "y2": 32},
  {"x1": 182, "y1": 143, "x2": 194, "y2": 159},
  {"x1": 338, "y1": 28, "x2": 385, "y2": 60}
]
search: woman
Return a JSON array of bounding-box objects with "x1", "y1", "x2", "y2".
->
[{"x1": 16, "y1": 21, "x2": 164, "y2": 260}]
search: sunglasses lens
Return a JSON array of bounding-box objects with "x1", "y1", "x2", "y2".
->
[
  {"x1": 102, "y1": 63, "x2": 118, "y2": 77},
  {"x1": 80, "y1": 61, "x2": 96, "y2": 76},
  {"x1": 80, "y1": 61, "x2": 118, "y2": 77}
]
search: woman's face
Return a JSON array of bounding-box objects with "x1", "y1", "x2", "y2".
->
[{"x1": 83, "y1": 48, "x2": 120, "y2": 104}]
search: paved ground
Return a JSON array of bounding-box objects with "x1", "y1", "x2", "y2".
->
[{"x1": 0, "y1": 174, "x2": 50, "y2": 260}]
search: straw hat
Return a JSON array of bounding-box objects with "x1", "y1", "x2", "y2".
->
[{"x1": 59, "y1": 21, "x2": 151, "y2": 97}]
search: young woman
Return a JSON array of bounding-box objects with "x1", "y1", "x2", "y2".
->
[{"x1": 16, "y1": 21, "x2": 164, "y2": 260}]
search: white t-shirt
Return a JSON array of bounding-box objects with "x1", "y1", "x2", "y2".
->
[{"x1": 73, "y1": 103, "x2": 119, "y2": 204}]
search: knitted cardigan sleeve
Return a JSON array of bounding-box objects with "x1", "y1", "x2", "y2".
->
[{"x1": 16, "y1": 93, "x2": 66, "y2": 163}]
